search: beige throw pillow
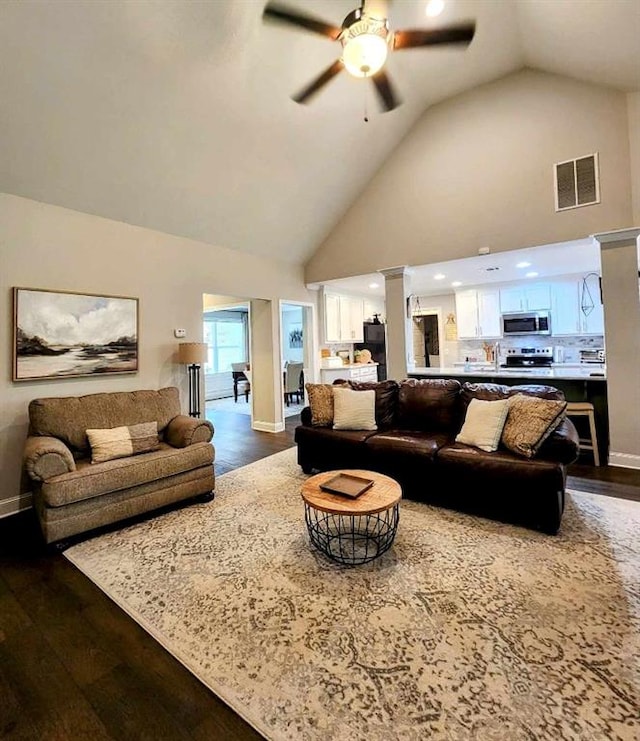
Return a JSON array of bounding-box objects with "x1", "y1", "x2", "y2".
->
[
  {"x1": 86, "y1": 422, "x2": 160, "y2": 464},
  {"x1": 455, "y1": 398, "x2": 509, "y2": 452},
  {"x1": 332, "y1": 387, "x2": 377, "y2": 431},
  {"x1": 305, "y1": 383, "x2": 335, "y2": 427},
  {"x1": 501, "y1": 394, "x2": 567, "y2": 458}
]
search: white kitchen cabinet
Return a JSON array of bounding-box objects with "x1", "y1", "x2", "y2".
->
[
  {"x1": 499, "y1": 283, "x2": 551, "y2": 313},
  {"x1": 550, "y1": 276, "x2": 604, "y2": 336},
  {"x1": 477, "y1": 289, "x2": 502, "y2": 337},
  {"x1": 455, "y1": 290, "x2": 479, "y2": 338},
  {"x1": 550, "y1": 280, "x2": 580, "y2": 335},
  {"x1": 455, "y1": 288, "x2": 501, "y2": 339},
  {"x1": 324, "y1": 294, "x2": 342, "y2": 342},
  {"x1": 324, "y1": 293, "x2": 364, "y2": 343}
]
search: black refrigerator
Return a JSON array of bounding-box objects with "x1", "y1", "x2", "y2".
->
[{"x1": 355, "y1": 322, "x2": 387, "y2": 381}]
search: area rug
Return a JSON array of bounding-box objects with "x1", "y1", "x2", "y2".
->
[{"x1": 65, "y1": 448, "x2": 640, "y2": 741}]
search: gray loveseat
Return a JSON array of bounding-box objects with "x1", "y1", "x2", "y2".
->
[{"x1": 23, "y1": 386, "x2": 215, "y2": 546}]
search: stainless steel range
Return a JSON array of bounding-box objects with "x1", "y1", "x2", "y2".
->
[{"x1": 502, "y1": 347, "x2": 553, "y2": 368}]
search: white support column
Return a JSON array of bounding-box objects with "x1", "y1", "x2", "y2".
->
[
  {"x1": 250, "y1": 299, "x2": 285, "y2": 433},
  {"x1": 593, "y1": 227, "x2": 640, "y2": 468},
  {"x1": 379, "y1": 266, "x2": 411, "y2": 382}
]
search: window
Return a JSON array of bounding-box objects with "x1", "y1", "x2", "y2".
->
[{"x1": 203, "y1": 310, "x2": 248, "y2": 373}]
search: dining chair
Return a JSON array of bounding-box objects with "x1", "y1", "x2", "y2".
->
[
  {"x1": 283, "y1": 362, "x2": 304, "y2": 406},
  {"x1": 231, "y1": 362, "x2": 250, "y2": 402}
]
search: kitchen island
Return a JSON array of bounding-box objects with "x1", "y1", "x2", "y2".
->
[{"x1": 408, "y1": 365, "x2": 608, "y2": 464}]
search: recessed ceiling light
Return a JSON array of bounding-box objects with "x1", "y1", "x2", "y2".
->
[
  {"x1": 451, "y1": 281, "x2": 462, "y2": 287},
  {"x1": 434, "y1": 273, "x2": 446, "y2": 280},
  {"x1": 516, "y1": 261, "x2": 532, "y2": 268},
  {"x1": 426, "y1": 0, "x2": 445, "y2": 17},
  {"x1": 368, "y1": 282, "x2": 379, "y2": 289},
  {"x1": 525, "y1": 271, "x2": 539, "y2": 278}
]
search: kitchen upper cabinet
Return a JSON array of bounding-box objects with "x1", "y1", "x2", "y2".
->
[
  {"x1": 499, "y1": 283, "x2": 551, "y2": 313},
  {"x1": 455, "y1": 289, "x2": 501, "y2": 339},
  {"x1": 340, "y1": 296, "x2": 365, "y2": 342},
  {"x1": 550, "y1": 276, "x2": 604, "y2": 336},
  {"x1": 324, "y1": 293, "x2": 364, "y2": 343},
  {"x1": 324, "y1": 294, "x2": 342, "y2": 342},
  {"x1": 550, "y1": 280, "x2": 580, "y2": 335}
]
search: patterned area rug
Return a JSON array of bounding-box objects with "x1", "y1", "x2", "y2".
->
[{"x1": 64, "y1": 449, "x2": 640, "y2": 741}]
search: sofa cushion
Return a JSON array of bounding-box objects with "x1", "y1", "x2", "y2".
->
[
  {"x1": 41, "y1": 441, "x2": 214, "y2": 507},
  {"x1": 397, "y1": 379, "x2": 462, "y2": 433},
  {"x1": 295, "y1": 425, "x2": 378, "y2": 447},
  {"x1": 28, "y1": 387, "x2": 182, "y2": 456},
  {"x1": 86, "y1": 422, "x2": 160, "y2": 463},
  {"x1": 365, "y1": 431, "x2": 451, "y2": 463},
  {"x1": 347, "y1": 380, "x2": 399, "y2": 429},
  {"x1": 437, "y1": 441, "x2": 563, "y2": 485},
  {"x1": 501, "y1": 394, "x2": 567, "y2": 459},
  {"x1": 332, "y1": 387, "x2": 377, "y2": 431}
]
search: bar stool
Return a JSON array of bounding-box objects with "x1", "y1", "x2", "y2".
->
[{"x1": 566, "y1": 402, "x2": 600, "y2": 466}]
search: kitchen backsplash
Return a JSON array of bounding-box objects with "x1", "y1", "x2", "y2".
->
[{"x1": 458, "y1": 335, "x2": 604, "y2": 363}]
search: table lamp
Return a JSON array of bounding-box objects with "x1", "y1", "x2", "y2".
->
[{"x1": 178, "y1": 342, "x2": 208, "y2": 417}]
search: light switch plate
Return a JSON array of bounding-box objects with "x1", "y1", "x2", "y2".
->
[{"x1": 174, "y1": 328, "x2": 186, "y2": 338}]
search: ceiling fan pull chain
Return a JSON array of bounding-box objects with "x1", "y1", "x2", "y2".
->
[{"x1": 364, "y1": 82, "x2": 369, "y2": 123}]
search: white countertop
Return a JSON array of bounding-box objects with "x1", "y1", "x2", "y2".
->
[
  {"x1": 321, "y1": 362, "x2": 378, "y2": 369},
  {"x1": 410, "y1": 366, "x2": 606, "y2": 381}
]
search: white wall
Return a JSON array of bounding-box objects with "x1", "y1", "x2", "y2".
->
[
  {"x1": 627, "y1": 92, "x2": 640, "y2": 226},
  {"x1": 0, "y1": 193, "x2": 312, "y2": 514},
  {"x1": 306, "y1": 69, "x2": 633, "y2": 282}
]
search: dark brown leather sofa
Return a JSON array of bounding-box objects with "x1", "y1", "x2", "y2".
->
[{"x1": 295, "y1": 378, "x2": 580, "y2": 534}]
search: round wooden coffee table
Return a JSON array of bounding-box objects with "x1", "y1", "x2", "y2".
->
[{"x1": 301, "y1": 469, "x2": 401, "y2": 565}]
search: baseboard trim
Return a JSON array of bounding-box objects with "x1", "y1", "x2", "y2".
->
[
  {"x1": 252, "y1": 421, "x2": 285, "y2": 433},
  {"x1": 608, "y1": 452, "x2": 640, "y2": 470},
  {"x1": 0, "y1": 493, "x2": 33, "y2": 519}
]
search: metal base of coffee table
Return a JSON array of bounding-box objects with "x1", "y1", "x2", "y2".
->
[
  {"x1": 304, "y1": 504, "x2": 399, "y2": 565},
  {"x1": 301, "y1": 469, "x2": 402, "y2": 566}
]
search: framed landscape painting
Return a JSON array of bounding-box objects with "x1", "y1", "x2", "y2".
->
[{"x1": 13, "y1": 287, "x2": 139, "y2": 381}]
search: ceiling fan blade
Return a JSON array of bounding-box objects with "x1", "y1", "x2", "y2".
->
[
  {"x1": 372, "y1": 70, "x2": 401, "y2": 112},
  {"x1": 393, "y1": 22, "x2": 476, "y2": 50},
  {"x1": 263, "y1": 3, "x2": 341, "y2": 40},
  {"x1": 293, "y1": 59, "x2": 344, "y2": 104}
]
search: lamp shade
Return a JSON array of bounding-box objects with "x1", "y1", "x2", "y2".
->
[{"x1": 178, "y1": 342, "x2": 208, "y2": 365}]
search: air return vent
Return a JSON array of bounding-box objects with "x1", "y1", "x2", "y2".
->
[{"x1": 554, "y1": 153, "x2": 600, "y2": 211}]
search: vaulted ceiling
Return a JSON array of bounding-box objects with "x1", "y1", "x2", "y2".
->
[{"x1": 1, "y1": 1, "x2": 638, "y2": 265}]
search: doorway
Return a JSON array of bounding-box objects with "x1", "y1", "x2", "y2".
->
[
  {"x1": 202, "y1": 295, "x2": 252, "y2": 420},
  {"x1": 280, "y1": 301, "x2": 314, "y2": 418},
  {"x1": 411, "y1": 309, "x2": 442, "y2": 368}
]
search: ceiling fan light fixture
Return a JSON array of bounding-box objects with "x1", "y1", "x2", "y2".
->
[{"x1": 341, "y1": 15, "x2": 389, "y2": 78}]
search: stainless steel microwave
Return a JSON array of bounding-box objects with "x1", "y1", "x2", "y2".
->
[{"x1": 501, "y1": 311, "x2": 551, "y2": 336}]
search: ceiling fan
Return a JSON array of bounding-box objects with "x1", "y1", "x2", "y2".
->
[{"x1": 263, "y1": 1, "x2": 476, "y2": 112}]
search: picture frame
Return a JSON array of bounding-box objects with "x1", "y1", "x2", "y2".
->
[
  {"x1": 13, "y1": 287, "x2": 139, "y2": 381},
  {"x1": 289, "y1": 326, "x2": 303, "y2": 349}
]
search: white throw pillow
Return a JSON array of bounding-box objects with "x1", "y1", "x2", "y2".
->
[
  {"x1": 332, "y1": 387, "x2": 377, "y2": 431},
  {"x1": 455, "y1": 398, "x2": 509, "y2": 452}
]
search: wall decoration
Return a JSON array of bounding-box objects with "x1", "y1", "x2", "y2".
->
[
  {"x1": 289, "y1": 326, "x2": 303, "y2": 349},
  {"x1": 13, "y1": 287, "x2": 139, "y2": 381},
  {"x1": 444, "y1": 313, "x2": 458, "y2": 341}
]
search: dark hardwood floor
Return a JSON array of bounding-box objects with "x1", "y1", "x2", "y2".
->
[{"x1": 1, "y1": 410, "x2": 638, "y2": 740}]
